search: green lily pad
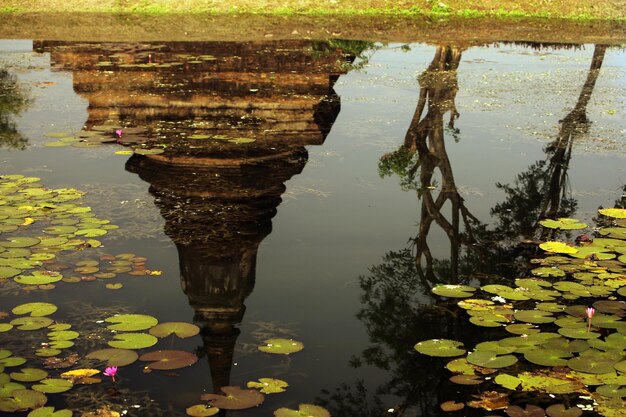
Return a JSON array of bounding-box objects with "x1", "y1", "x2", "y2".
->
[
  {"x1": 432, "y1": 284, "x2": 476, "y2": 298},
  {"x1": 600, "y1": 227, "x2": 626, "y2": 239},
  {"x1": 524, "y1": 348, "x2": 572, "y2": 366},
  {"x1": 445, "y1": 358, "x2": 475, "y2": 375},
  {"x1": 148, "y1": 322, "x2": 200, "y2": 339},
  {"x1": 85, "y1": 348, "x2": 138, "y2": 367},
  {"x1": 505, "y1": 405, "x2": 546, "y2": 417},
  {"x1": 27, "y1": 406, "x2": 73, "y2": 417},
  {"x1": 105, "y1": 314, "x2": 158, "y2": 331},
  {"x1": 228, "y1": 138, "x2": 256, "y2": 144},
  {"x1": 514, "y1": 310, "x2": 555, "y2": 324},
  {"x1": 32, "y1": 378, "x2": 73, "y2": 393},
  {"x1": 200, "y1": 386, "x2": 264, "y2": 410},
  {"x1": 187, "y1": 135, "x2": 211, "y2": 140},
  {"x1": 43, "y1": 225, "x2": 78, "y2": 235},
  {"x1": 133, "y1": 148, "x2": 164, "y2": 155},
  {"x1": 557, "y1": 327, "x2": 601, "y2": 340},
  {"x1": 258, "y1": 339, "x2": 304, "y2": 355},
  {"x1": 495, "y1": 373, "x2": 522, "y2": 390},
  {"x1": 568, "y1": 350, "x2": 620, "y2": 374},
  {"x1": 47, "y1": 330, "x2": 79, "y2": 341},
  {"x1": 599, "y1": 208, "x2": 626, "y2": 219},
  {"x1": 466, "y1": 350, "x2": 518, "y2": 368},
  {"x1": 518, "y1": 372, "x2": 584, "y2": 394},
  {"x1": 107, "y1": 333, "x2": 158, "y2": 349},
  {"x1": 0, "y1": 382, "x2": 26, "y2": 398},
  {"x1": 539, "y1": 218, "x2": 587, "y2": 230},
  {"x1": 414, "y1": 339, "x2": 466, "y2": 357},
  {"x1": 10, "y1": 316, "x2": 53, "y2": 330},
  {"x1": 505, "y1": 323, "x2": 540, "y2": 335},
  {"x1": 247, "y1": 378, "x2": 288, "y2": 394},
  {"x1": 1, "y1": 237, "x2": 41, "y2": 248},
  {"x1": 10, "y1": 368, "x2": 49, "y2": 382},
  {"x1": 274, "y1": 404, "x2": 330, "y2": 417},
  {"x1": 596, "y1": 384, "x2": 626, "y2": 398},
  {"x1": 0, "y1": 266, "x2": 22, "y2": 279},
  {"x1": 539, "y1": 241, "x2": 578, "y2": 254},
  {"x1": 0, "y1": 389, "x2": 47, "y2": 412},
  {"x1": 531, "y1": 267, "x2": 566, "y2": 278},
  {"x1": 185, "y1": 404, "x2": 220, "y2": 416},
  {"x1": 74, "y1": 228, "x2": 107, "y2": 238},
  {"x1": 449, "y1": 374, "x2": 483, "y2": 385},
  {"x1": 138, "y1": 350, "x2": 198, "y2": 370},
  {"x1": 14, "y1": 271, "x2": 62, "y2": 285},
  {"x1": 0, "y1": 323, "x2": 13, "y2": 332},
  {"x1": 12, "y1": 302, "x2": 57, "y2": 317}
]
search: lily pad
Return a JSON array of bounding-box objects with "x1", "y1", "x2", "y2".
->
[
  {"x1": 0, "y1": 266, "x2": 21, "y2": 279},
  {"x1": 10, "y1": 316, "x2": 53, "y2": 330},
  {"x1": 14, "y1": 271, "x2": 63, "y2": 285},
  {"x1": 545, "y1": 404, "x2": 582, "y2": 417},
  {"x1": 466, "y1": 350, "x2": 518, "y2": 368},
  {"x1": 449, "y1": 374, "x2": 483, "y2": 385},
  {"x1": 107, "y1": 333, "x2": 158, "y2": 349},
  {"x1": 432, "y1": 284, "x2": 476, "y2": 298},
  {"x1": 27, "y1": 406, "x2": 73, "y2": 417},
  {"x1": 138, "y1": 350, "x2": 198, "y2": 370},
  {"x1": 506, "y1": 405, "x2": 546, "y2": 417},
  {"x1": 32, "y1": 378, "x2": 73, "y2": 393},
  {"x1": 10, "y1": 368, "x2": 48, "y2": 382},
  {"x1": 414, "y1": 339, "x2": 466, "y2": 357},
  {"x1": 599, "y1": 208, "x2": 626, "y2": 219},
  {"x1": 539, "y1": 241, "x2": 578, "y2": 254},
  {"x1": 596, "y1": 384, "x2": 626, "y2": 398},
  {"x1": 200, "y1": 386, "x2": 264, "y2": 410},
  {"x1": 185, "y1": 405, "x2": 219, "y2": 417},
  {"x1": 60, "y1": 369, "x2": 101, "y2": 384},
  {"x1": 1, "y1": 237, "x2": 41, "y2": 248},
  {"x1": 258, "y1": 339, "x2": 304, "y2": 355},
  {"x1": 148, "y1": 322, "x2": 200, "y2": 339},
  {"x1": 247, "y1": 378, "x2": 288, "y2": 394},
  {"x1": 513, "y1": 310, "x2": 555, "y2": 324},
  {"x1": 105, "y1": 314, "x2": 158, "y2": 331},
  {"x1": 524, "y1": 348, "x2": 572, "y2": 366},
  {"x1": 0, "y1": 389, "x2": 47, "y2": 412},
  {"x1": 567, "y1": 350, "x2": 620, "y2": 374},
  {"x1": 273, "y1": 404, "x2": 330, "y2": 417},
  {"x1": 12, "y1": 302, "x2": 57, "y2": 317},
  {"x1": 539, "y1": 218, "x2": 587, "y2": 230},
  {"x1": 495, "y1": 373, "x2": 522, "y2": 390}
]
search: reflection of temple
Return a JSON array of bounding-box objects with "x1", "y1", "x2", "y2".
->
[{"x1": 34, "y1": 40, "x2": 353, "y2": 391}]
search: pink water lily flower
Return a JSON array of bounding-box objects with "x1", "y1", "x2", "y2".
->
[
  {"x1": 115, "y1": 129, "x2": 123, "y2": 138},
  {"x1": 104, "y1": 366, "x2": 118, "y2": 382},
  {"x1": 586, "y1": 307, "x2": 595, "y2": 333}
]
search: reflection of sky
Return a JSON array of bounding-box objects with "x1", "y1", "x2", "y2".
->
[{"x1": 0, "y1": 39, "x2": 625, "y2": 408}]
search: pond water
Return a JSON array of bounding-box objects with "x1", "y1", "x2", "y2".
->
[{"x1": 0, "y1": 38, "x2": 625, "y2": 417}]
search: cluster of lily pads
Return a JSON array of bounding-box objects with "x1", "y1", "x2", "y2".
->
[
  {"x1": 0, "y1": 300, "x2": 318, "y2": 416},
  {"x1": 42, "y1": 123, "x2": 257, "y2": 157},
  {"x1": 416, "y1": 208, "x2": 626, "y2": 415}
]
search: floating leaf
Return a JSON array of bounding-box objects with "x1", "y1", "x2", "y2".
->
[
  {"x1": 14, "y1": 271, "x2": 63, "y2": 285},
  {"x1": 414, "y1": 339, "x2": 466, "y2": 357},
  {"x1": 149, "y1": 322, "x2": 200, "y2": 339},
  {"x1": 185, "y1": 405, "x2": 219, "y2": 417},
  {"x1": 105, "y1": 314, "x2": 158, "y2": 331},
  {"x1": 60, "y1": 369, "x2": 101, "y2": 384},
  {"x1": 599, "y1": 208, "x2": 626, "y2": 219},
  {"x1": 10, "y1": 316, "x2": 53, "y2": 330},
  {"x1": 0, "y1": 389, "x2": 47, "y2": 412},
  {"x1": 32, "y1": 378, "x2": 73, "y2": 393},
  {"x1": 0, "y1": 266, "x2": 21, "y2": 279},
  {"x1": 274, "y1": 404, "x2": 329, "y2": 417},
  {"x1": 187, "y1": 135, "x2": 211, "y2": 140},
  {"x1": 539, "y1": 241, "x2": 578, "y2": 254},
  {"x1": 449, "y1": 374, "x2": 483, "y2": 385},
  {"x1": 10, "y1": 368, "x2": 48, "y2": 382},
  {"x1": 139, "y1": 350, "x2": 198, "y2": 370},
  {"x1": 524, "y1": 348, "x2": 572, "y2": 366},
  {"x1": 1, "y1": 237, "x2": 41, "y2": 248},
  {"x1": 539, "y1": 218, "x2": 587, "y2": 230},
  {"x1": 47, "y1": 330, "x2": 79, "y2": 341},
  {"x1": 228, "y1": 138, "x2": 256, "y2": 144},
  {"x1": 440, "y1": 401, "x2": 465, "y2": 412},
  {"x1": 108, "y1": 333, "x2": 158, "y2": 349},
  {"x1": 546, "y1": 404, "x2": 582, "y2": 417},
  {"x1": 495, "y1": 373, "x2": 522, "y2": 390},
  {"x1": 12, "y1": 302, "x2": 57, "y2": 317},
  {"x1": 258, "y1": 339, "x2": 303, "y2": 355},
  {"x1": 514, "y1": 310, "x2": 555, "y2": 324},
  {"x1": 467, "y1": 350, "x2": 518, "y2": 368},
  {"x1": 596, "y1": 384, "x2": 626, "y2": 398},
  {"x1": 105, "y1": 283, "x2": 123, "y2": 290},
  {"x1": 567, "y1": 350, "x2": 620, "y2": 374},
  {"x1": 247, "y1": 378, "x2": 288, "y2": 394},
  {"x1": 200, "y1": 386, "x2": 264, "y2": 410},
  {"x1": 27, "y1": 406, "x2": 73, "y2": 417},
  {"x1": 506, "y1": 405, "x2": 545, "y2": 417},
  {"x1": 518, "y1": 372, "x2": 584, "y2": 394},
  {"x1": 432, "y1": 284, "x2": 476, "y2": 298},
  {"x1": 85, "y1": 348, "x2": 138, "y2": 367}
]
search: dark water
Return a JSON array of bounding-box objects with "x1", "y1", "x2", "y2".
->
[{"x1": 0, "y1": 39, "x2": 625, "y2": 416}]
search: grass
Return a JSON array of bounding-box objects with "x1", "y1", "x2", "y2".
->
[{"x1": 0, "y1": 0, "x2": 624, "y2": 21}]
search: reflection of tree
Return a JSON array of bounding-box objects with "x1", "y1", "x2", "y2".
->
[
  {"x1": 379, "y1": 45, "x2": 478, "y2": 284},
  {"x1": 490, "y1": 45, "x2": 607, "y2": 242},
  {"x1": 321, "y1": 43, "x2": 609, "y2": 417},
  {"x1": 0, "y1": 68, "x2": 29, "y2": 150}
]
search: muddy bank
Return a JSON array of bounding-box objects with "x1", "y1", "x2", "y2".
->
[{"x1": 1, "y1": 13, "x2": 626, "y2": 44}]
